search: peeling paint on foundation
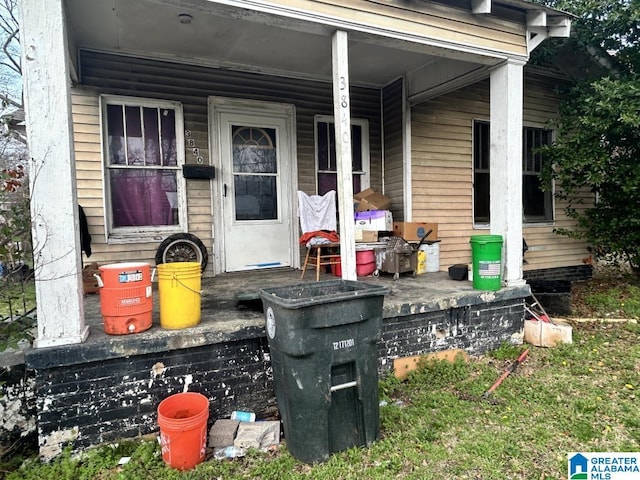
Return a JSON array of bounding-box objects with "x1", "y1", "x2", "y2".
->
[
  {"x1": 0, "y1": 371, "x2": 36, "y2": 439},
  {"x1": 480, "y1": 292, "x2": 497, "y2": 302},
  {"x1": 183, "y1": 374, "x2": 193, "y2": 392},
  {"x1": 149, "y1": 362, "x2": 166, "y2": 387},
  {"x1": 40, "y1": 427, "x2": 79, "y2": 461}
]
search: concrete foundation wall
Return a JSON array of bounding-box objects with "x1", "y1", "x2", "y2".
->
[
  {"x1": 26, "y1": 298, "x2": 524, "y2": 459},
  {"x1": 32, "y1": 336, "x2": 275, "y2": 459},
  {"x1": 380, "y1": 299, "x2": 524, "y2": 372},
  {"x1": 523, "y1": 264, "x2": 593, "y2": 282},
  {"x1": 0, "y1": 363, "x2": 37, "y2": 453}
]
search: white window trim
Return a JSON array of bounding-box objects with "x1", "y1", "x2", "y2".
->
[
  {"x1": 99, "y1": 94, "x2": 187, "y2": 243},
  {"x1": 313, "y1": 115, "x2": 370, "y2": 194},
  {"x1": 471, "y1": 118, "x2": 555, "y2": 229}
]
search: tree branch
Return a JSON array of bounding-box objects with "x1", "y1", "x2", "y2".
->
[
  {"x1": 0, "y1": 91, "x2": 21, "y2": 109},
  {"x1": 1, "y1": 27, "x2": 20, "y2": 75}
]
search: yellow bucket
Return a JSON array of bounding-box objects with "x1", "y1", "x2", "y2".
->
[{"x1": 157, "y1": 262, "x2": 202, "y2": 329}]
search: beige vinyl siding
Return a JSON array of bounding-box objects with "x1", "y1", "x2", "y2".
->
[
  {"x1": 382, "y1": 78, "x2": 405, "y2": 221},
  {"x1": 74, "y1": 51, "x2": 382, "y2": 274},
  {"x1": 523, "y1": 187, "x2": 593, "y2": 270},
  {"x1": 268, "y1": 0, "x2": 527, "y2": 57},
  {"x1": 411, "y1": 76, "x2": 590, "y2": 272},
  {"x1": 522, "y1": 76, "x2": 591, "y2": 271}
]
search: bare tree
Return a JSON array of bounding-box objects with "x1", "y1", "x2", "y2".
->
[
  {"x1": 0, "y1": 0, "x2": 24, "y2": 147},
  {"x1": 0, "y1": 0, "x2": 30, "y2": 283},
  {"x1": 0, "y1": 0, "x2": 21, "y2": 110}
]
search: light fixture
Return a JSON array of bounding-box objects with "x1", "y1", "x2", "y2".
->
[{"x1": 178, "y1": 13, "x2": 192, "y2": 24}]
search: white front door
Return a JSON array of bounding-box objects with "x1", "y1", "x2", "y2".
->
[{"x1": 210, "y1": 99, "x2": 297, "y2": 272}]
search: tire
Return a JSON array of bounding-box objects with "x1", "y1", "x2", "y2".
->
[{"x1": 155, "y1": 233, "x2": 208, "y2": 272}]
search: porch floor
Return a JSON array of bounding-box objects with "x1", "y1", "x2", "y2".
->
[{"x1": 29, "y1": 268, "x2": 531, "y2": 368}]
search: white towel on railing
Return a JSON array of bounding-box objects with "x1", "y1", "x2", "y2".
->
[{"x1": 297, "y1": 190, "x2": 337, "y2": 233}]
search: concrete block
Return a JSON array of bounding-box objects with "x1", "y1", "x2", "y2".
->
[
  {"x1": 208, "y1": 419, "x2": 240, "y2": 448},
  {"x1": 234, "y1": 421, "x2": 280, "y2": 451}
]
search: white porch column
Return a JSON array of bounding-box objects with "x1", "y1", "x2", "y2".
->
[
  {"x1": 489, "y1": 60, "x2": 526, "y2": 287},
  {"x1": 20, "y1": 0, "x2": 88, "y2": 346},
  {"x1": 332, "y1": 30, "x2": 357, "y2": 281}
]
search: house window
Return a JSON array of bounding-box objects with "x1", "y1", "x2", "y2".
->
[
  {"x1": 473, "y1": 120, "x2": 553, "y2": 224},
  {"x1": 473, "y1": 121, "x2": 491, "y2": 224},
  {"x1": 523, "y1": 127, "x2": 554, "y2": 222},
  {"x1": 101, "y1": 96, "x2": 185, "y2": 239},
  {"x1": 315, "y1": 116, "x2": 369, "y2": 195}
]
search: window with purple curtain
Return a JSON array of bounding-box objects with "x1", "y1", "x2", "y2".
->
[
  {"x1": 105, "y1": 101, "x2": 180, "y2": 230},
  {"x1": 315, "y1": 118, "x2": 367, "y2": 196}
]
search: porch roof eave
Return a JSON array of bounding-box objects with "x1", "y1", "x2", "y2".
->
[{"x1": 65, "y1": 0, "x2": 536, "y2": 92}]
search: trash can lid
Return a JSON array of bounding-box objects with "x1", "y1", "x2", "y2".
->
[{"x1": 260, "y1": 279, "x2": 389, "y2": 309}]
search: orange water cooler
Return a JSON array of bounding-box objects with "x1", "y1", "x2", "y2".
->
[{"x1": 96, "y1": 262, "x2": 153, "y2": 335}]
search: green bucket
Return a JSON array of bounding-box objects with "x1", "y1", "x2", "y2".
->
[{"x1": 470, "y1": 235, "x2": 503, "y2": 291}]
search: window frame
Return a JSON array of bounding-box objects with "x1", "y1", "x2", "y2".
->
[
  {"x1": 313, "y1": 115, "x2": 370, "y2": 195},
  {"x1": 472, "y1": 120, "x2": 491, "y2": 225},
  {"x1": 472, "y1": 118, "x2": 555, "y2": 227},
  {"x1": 522, "y1": 125, "x2": 554, "y2": 224},
  {"x1": 100, "y1": 95, "x2": 187, "y2": 242}
]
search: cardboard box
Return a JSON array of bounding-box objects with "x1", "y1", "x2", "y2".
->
[
  {"x1": 355, "y1": 210, "x2": 393, "y2": 232},
  {"x1": 353, "y1": 188, "x2": 392, "y2": 212},
  {"x1": 524, "y1": 319, "x2": 573, "y2": 347},
  {"x1": 82, "y1": 262, "x2": 100, "y2": 295},
  {"x1": 355, "y1": 230, "x2": 378, "y2": 242},
  {"x1": 393, "y1": 222, "x2": 438, "y2": 241}
]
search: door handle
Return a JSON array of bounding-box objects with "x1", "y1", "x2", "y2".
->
[{"x1": 223, "y1": 184, "x2": 227, "y2": 197}]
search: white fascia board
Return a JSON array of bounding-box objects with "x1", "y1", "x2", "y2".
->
[{"x1": 206, "y1": 0, "x2": 524, "y2": 62}]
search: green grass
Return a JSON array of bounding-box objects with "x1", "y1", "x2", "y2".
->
[
  {"x1": 583, "y1": 284, "x2": 640, "y2": 318},
  {"x1": 0, "y1": 278, "x2": 36, "y2": 351},
  {"x1": 5, "y1": 321, "x2": 639, "y2": 480},
  {"x1": 572, "y1": 271, "x2": 640, "y2": 319},
  {"x1": 0, "y1": 279, "x2": 36, "y2": 318}
]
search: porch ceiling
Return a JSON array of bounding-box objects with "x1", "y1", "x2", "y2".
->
[{"x1": 64, "y1": 0, "x2": 484, "y2": 88}]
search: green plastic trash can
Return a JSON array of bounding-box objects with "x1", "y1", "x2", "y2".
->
[
  {"x1": 470, "y1": 235, "x2": 503, "y2": 291},
  {"x1": 260, "y1": 280, "x2": 389, "y2": 463}
]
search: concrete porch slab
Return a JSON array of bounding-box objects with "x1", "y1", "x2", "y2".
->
[{"x1": 27, "y1": 268, "x2": 530, "y2": 369}]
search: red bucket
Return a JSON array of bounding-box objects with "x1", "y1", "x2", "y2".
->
[{"x1": 157, "y1": 392, "x2": 209, "y2": 470}]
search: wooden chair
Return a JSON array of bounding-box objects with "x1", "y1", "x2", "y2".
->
[
  {"x1": 300, "y1": 241, "x2": 341, "y2": 281},
  {"x1": 298, "y1": 190, "x2": 341, "y2": 281}
]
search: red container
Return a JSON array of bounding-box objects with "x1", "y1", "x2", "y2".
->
[
  {"x1": 357, "y1": 261, "x2": 376, "y2": 277},
  {"x1": 97, "y1": 262, "x2": 152, "y2": 335},
  {"x1": 357, "y1": 249, "x2": 375, "y2": 264},
  {"x1": 332, "y1": 260, "x2": 342, "y2": 277},
  {"x1": 332, "y1": 250, "x2": 376, "y2": 277},
  {"x1": 158, "y1": 392, "x2": 209, "y2": 470}
]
